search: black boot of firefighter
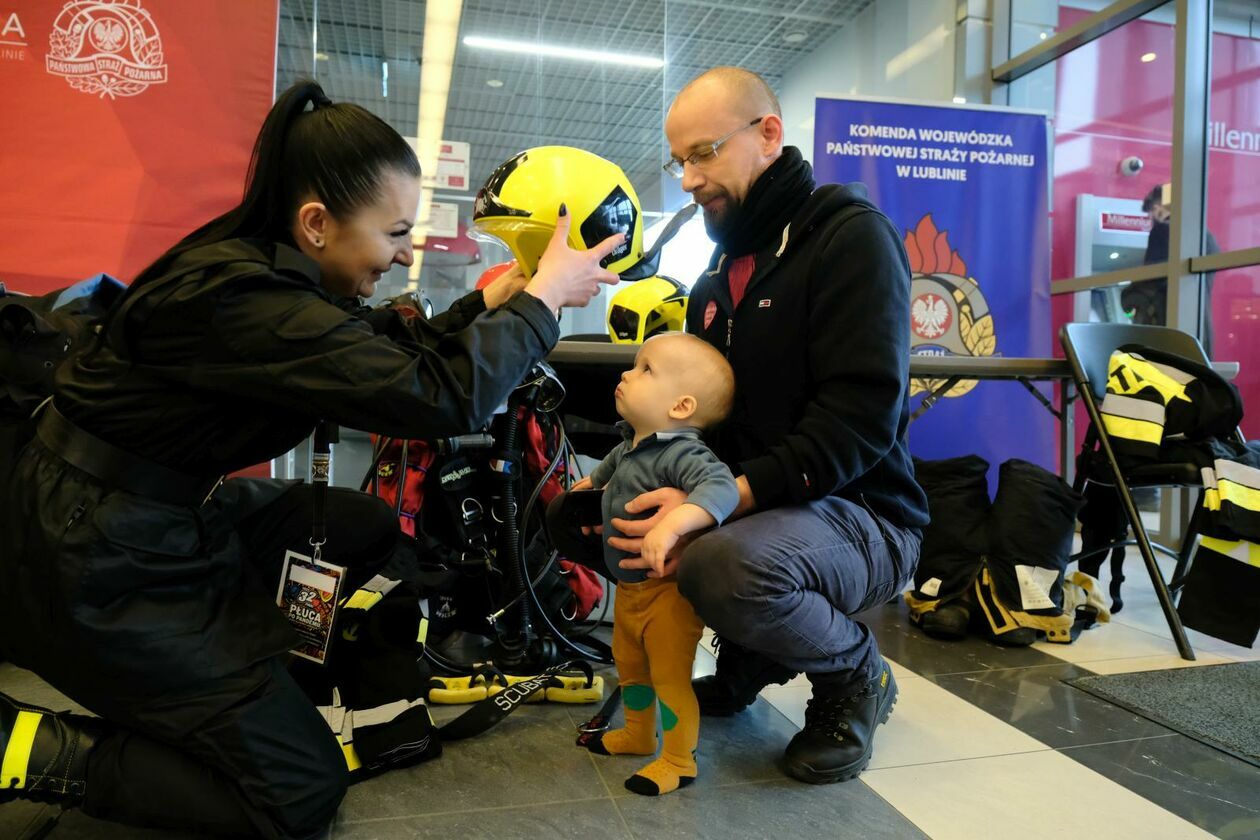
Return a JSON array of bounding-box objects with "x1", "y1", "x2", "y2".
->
[
  {"x1": 692, "y1": 637, "x2": 798, "y2": 716},
  {"x1": 783, "y1": 659, "x2": 898, "y2": 784},
  {"x1": 1, "y1": 691, "x2": 105, "y2": 808},
  {"x1": 920, "y1": 599, "x2": 970, "y2": 639}
]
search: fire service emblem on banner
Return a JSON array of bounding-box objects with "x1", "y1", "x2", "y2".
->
[
  {"x1": 905, "y1": 214, "x2": 996, "y2": 398},
  {"x1": 46, "y1": 0, "x2": 168, "y2": 99}
]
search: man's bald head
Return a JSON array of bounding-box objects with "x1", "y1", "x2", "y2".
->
[
  {"x1": 672, "y1": 66, "x2": 781, "y2": 123},
  {"x1": 665, "y1": 67, "x2": 785, "y2": 244}
]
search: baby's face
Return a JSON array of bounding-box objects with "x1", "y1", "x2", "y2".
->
[{"x1": 615, "y1": 337, "x2": 693, "y2": 429}]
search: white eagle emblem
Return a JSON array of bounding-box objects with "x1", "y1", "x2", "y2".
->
[
  {"x1": 46, "y1": 0, "x2": 168, "y2": 99},
  {"x1": 912, "y1": 293, "x2": 950, "y2": 339}
]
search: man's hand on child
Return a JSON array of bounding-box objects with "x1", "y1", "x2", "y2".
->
[{"x1": 607, "y1": 487, "x2": 687, "y2": 554}]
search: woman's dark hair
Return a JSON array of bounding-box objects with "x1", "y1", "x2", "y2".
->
[{"x1": 130, "y1": 80, "x2": 419, "y2": 288}]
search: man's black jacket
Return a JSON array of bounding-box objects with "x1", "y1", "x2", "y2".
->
[{"x1": 687, "y1": 181, "x2": 929, "y2": 531}]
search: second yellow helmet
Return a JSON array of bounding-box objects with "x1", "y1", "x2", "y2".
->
[{"x1": 607, "y1": 276, "x2": 689, "y2": 344}]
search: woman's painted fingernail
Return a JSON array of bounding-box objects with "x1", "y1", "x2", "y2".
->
[{"x1": 559, "y1": 203, "x2": 568, "y2": 216}]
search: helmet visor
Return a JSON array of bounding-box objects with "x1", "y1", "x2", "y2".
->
[{"x1": 608, "y1": 305, "x2": 642, "y2": 342}]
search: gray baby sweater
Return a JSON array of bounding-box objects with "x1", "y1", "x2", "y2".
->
[{"x1": 590, "y1": 422, "x2": 740, "y2": 583}]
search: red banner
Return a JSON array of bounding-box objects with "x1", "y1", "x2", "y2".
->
[{"x1": 0, "y1": 1, "x2": 279, "y2": 294}]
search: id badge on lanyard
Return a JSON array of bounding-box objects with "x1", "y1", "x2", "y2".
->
[{"x1": 276, "y1": 549, "x2": 346, "y2": 664}]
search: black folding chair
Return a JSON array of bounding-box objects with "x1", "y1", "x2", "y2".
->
[{"x1": 1060, "y1": 322, "x2": 1232, "y2": 661}]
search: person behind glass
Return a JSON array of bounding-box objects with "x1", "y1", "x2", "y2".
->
[
  {"x1": 598, "y1": 67, "x2": 928, "y2": 786},
  {"x1": 0, "y1": 80, "x2": 622, "y2": 839},
  {"x1": 1122, "y1": 182, "x2": 1219, "y2": 356},
  {"x1": 547, "y1": 333, "x2": 738, "y2": 797}
]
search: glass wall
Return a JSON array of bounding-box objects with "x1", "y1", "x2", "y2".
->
[
  {"x1": 1000, "y1": 0, "x2": 1258, "y2": 540},
  {"x1": 1011, "y1": 4, "x2": 1176, "y2": 285},
  {"x1": 1009, "y1": 2, "x2": 1257, "y2": 394},
  {"x1": 1209, "y1": 263, "x2": 1260, "y2": 439},
  {"x1": 1206, "y1": 3, "x2": 1260, "y2": 255}
]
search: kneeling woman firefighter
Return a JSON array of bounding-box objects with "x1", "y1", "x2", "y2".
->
[{"x1": 0, "y1": 81, "x2": 645, "y2": 838}]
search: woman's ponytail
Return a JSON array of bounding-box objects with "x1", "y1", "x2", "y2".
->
[{"x1": 128, "y1": 80, "x2": 417, "y2": 290}]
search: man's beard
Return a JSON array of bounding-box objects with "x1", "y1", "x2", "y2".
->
[{"x1": 700, "y1": 194, "x2": 740, "y2": 244}]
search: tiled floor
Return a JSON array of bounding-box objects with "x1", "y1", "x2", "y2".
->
[{"x1": 3, "y1": 546, "x2": 1259, "y2": 839}]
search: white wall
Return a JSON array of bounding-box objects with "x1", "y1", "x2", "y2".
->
[{"x1": 777, "y1": 0, "x2": 959, "y2": 156}]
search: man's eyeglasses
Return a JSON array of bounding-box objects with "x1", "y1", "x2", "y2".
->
[{"x1": 663, "y1": 117, "x2": 763, "y2": 179}]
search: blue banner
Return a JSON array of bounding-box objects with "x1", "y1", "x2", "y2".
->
[{"x1": 813, "y1": 96, "x2": 1053, "y2": 488}]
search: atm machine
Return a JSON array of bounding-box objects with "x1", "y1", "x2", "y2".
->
[{"x1": 1073, "y1": 194, "x2": 1153, "y2": 323}]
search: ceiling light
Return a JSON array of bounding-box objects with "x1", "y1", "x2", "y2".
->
[
  {"x1": 463, "y1": 35, "x2": 664, "y2": 69},
  {"x1": 486, "y1": 78, "x2": 504, "y2": 88},
  {"x1": 1109, "y1": 252, "x2": 1120, "y2": 260},
  {"x1": 1141, "y1": 52, "x2": 1157, "y2": 62},
  {"x1": 412, "y1": 0, "x2": 464, "y2": 282},
  {"x1": 1039, "y1": 32, "x2": 1048, "y2": 40},
  {"x1": 952, "y1": 96, "x2": 967, "y2": 104},
  {"x1": 315, "y1": 52, "x2": 329, "y2": 60},
  {"x1": 783, "y1": 31, "x2": 807, "y2": 43}
]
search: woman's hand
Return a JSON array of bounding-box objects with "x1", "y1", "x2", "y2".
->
[
  {"x1": 481, "y1": 261, "x2": 528, "y2": 310},
  {"x1": 524, "y1": 205, "x2": 622, "y2": 313}
]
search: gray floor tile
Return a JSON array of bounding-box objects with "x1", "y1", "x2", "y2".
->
[
  {"x1": 857, "y1": 602, "x2": 1067, "y2": 677},
  {"x1": 571, "y1": 693, "x2": 800, "y2": 797},
  {"x1": 337, "y1": 702, "x2": 608, "y2": 822},
  {"x1": 613, "y1": 777, "x2": 928, "y2": 840},
  {"x1": 1, "y1": 808, "x2": 207, "y2": 839},
  {"x1": 931, "y1": 662, "x2": 1175, "y2": 748},
  {"x1": 0, "y1": 664, "x2": 87, "y2": 713},
  {"x1": 336, "y1": 798, "x2": 629, "y2": 839},
  {"x1": 1061, "y1": 734, "x2": 1260, "y2": 837},
  {"x1": 0, "y1": 801, "x2": 56, "y2": 840}
]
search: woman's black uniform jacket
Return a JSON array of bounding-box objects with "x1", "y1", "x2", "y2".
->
[{"x1": 0, "y1": 238, "x2": 558, "y2": 705}]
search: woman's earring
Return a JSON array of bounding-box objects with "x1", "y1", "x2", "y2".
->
[{"x1": 314, "y1": 238, "x2": 324, "y2": 248}]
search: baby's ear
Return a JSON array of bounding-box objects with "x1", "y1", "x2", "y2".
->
[{"x1": 669, "y1": 394, "x2": 698, "y2": 421}]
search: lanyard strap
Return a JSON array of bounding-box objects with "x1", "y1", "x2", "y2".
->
[{"x1": 310, "y1": 421, "x2": 339, "y2": 561}]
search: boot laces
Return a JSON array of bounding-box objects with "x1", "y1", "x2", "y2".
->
[{"x1": 803, "y1": 691, "x2": 866, "y2": 740}]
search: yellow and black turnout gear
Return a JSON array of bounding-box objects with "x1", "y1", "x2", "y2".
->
[
  {"x1": 1098, "y1": 345, "x2": 1259, "y2": 647},
  {"x1": 905, "y1": 457, "x2": 1106, "y2": 645}
]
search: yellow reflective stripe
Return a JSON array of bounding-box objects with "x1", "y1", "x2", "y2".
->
[
  {"x1": 1101, "y1": 414, "x2": 1163, "y2": 444},
  {"x1": 1218, "y1": 479, "x2": 1260, "y2": 514},
  {"x1": 1203, "y1": 488, "x2": 1221, "y2": 511},
  {"x1": 1, "y1": 711, "x2": 42, "y2": 789},
  {"x1": 341, "y1": 740, "x2": 362, "y2": 772},
  {"x1": 1216, "y1": 459, "x2": 1260, "y2": 493},
  {"x1": 1199, "y1": 536, "x2": 1260, "y2": 567},
  {"x1": 345, "y1": 590, "x2": 384, "y2": 611},
  {"x1": 1108, "y1": 354, "x2": 1192, "y2": 404},
  {"x1": 417, "y1": 617, "x2": 429, "y2": 646}
]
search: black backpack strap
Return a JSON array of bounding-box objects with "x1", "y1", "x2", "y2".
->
[{"x1": 575, "y1": 684, "x2": 622, "y2": 748}]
